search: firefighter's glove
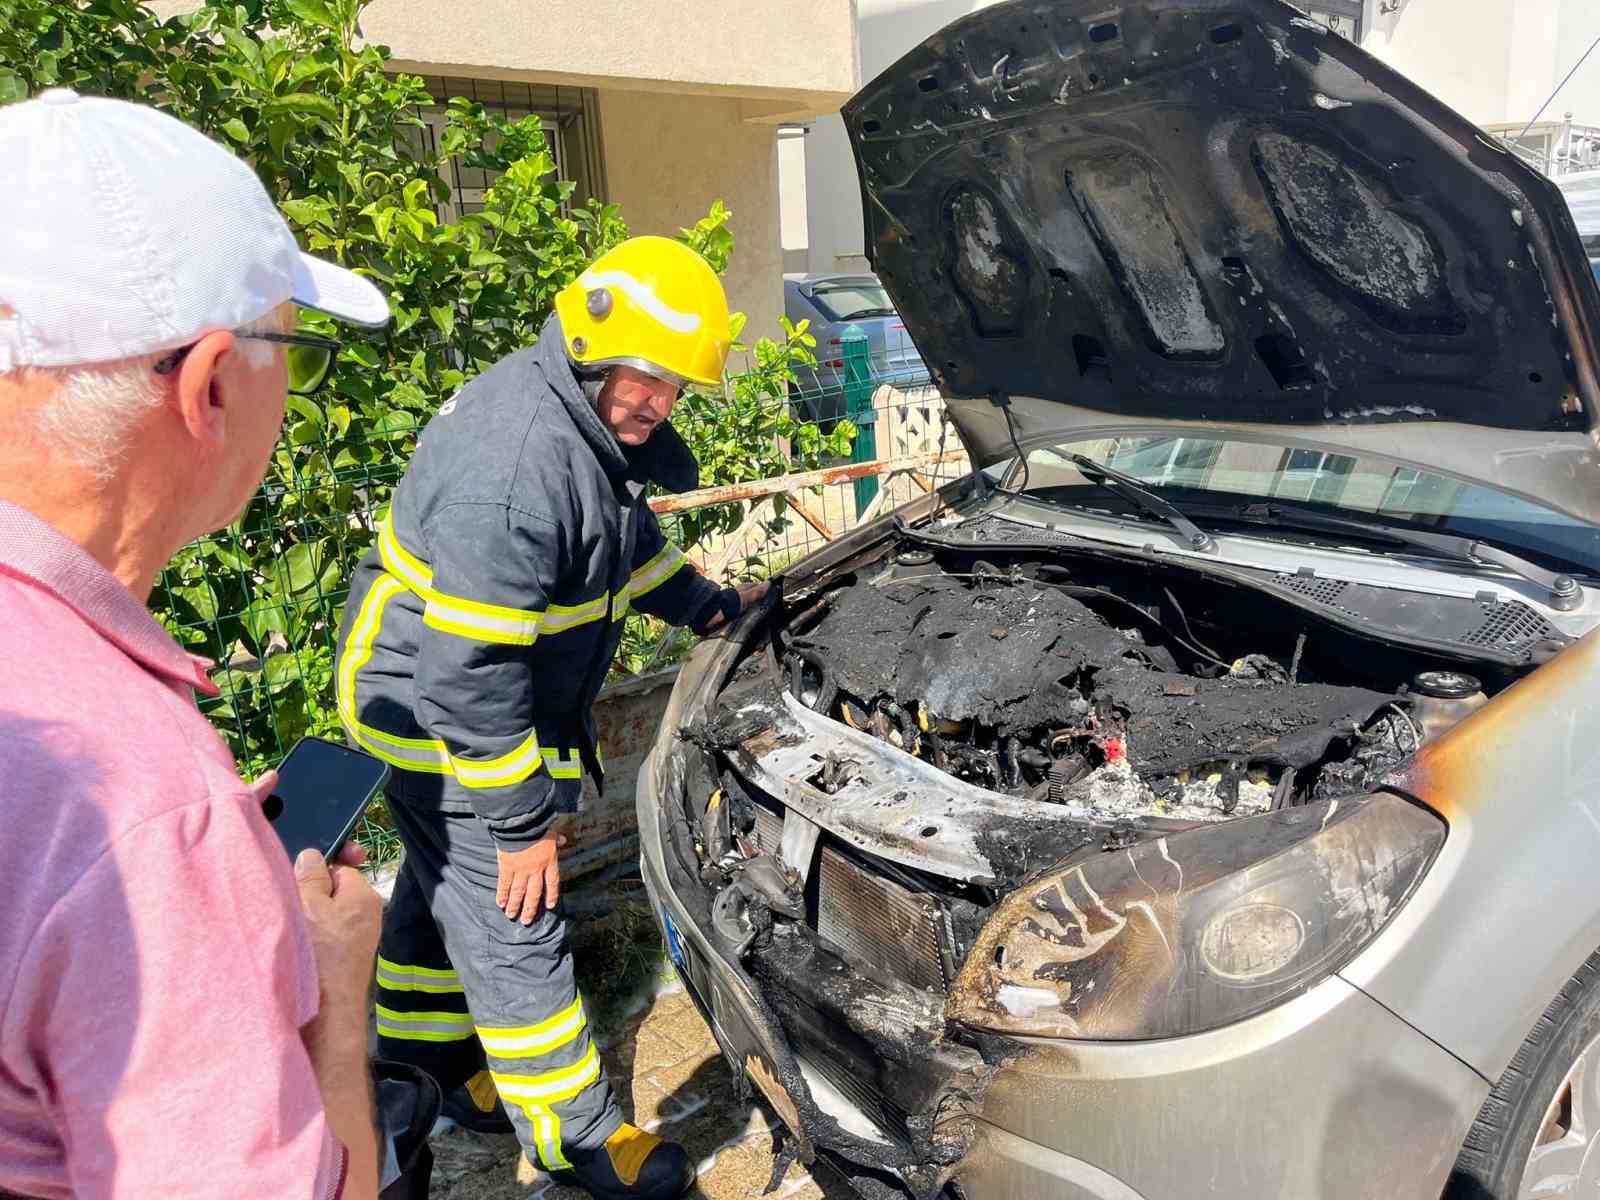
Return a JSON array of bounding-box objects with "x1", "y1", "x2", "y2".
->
[
  {"x1": 691, "y1": 580, "x2": 771, "y2": 635},
  {"x1": 495, "y1": 830, "x2": 568, "y2": 924}
]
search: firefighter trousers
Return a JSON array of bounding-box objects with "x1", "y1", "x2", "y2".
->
[{"x1": 374, "y1": 785, "x2": 622, "y2": 1170}]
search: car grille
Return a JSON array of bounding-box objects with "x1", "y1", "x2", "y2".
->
[
  {"x1": 816, "y1": 847, "x2": 949, "y2": 992},
  {"x1": 750, "y1": 802, "x2": 948, "y2": 993}
]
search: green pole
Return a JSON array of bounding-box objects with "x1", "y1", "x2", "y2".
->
[{"x1": 841, "y1": 327, "x2": 877, "y2": 513}]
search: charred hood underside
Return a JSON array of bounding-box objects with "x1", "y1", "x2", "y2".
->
[{"x1": 841, "y1": 0, "x2": 1600, "y2": 520}]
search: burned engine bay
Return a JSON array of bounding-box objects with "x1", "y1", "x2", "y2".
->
[{"x1": 671, "y1": 526, "x2": 1524, "y2": 1198}]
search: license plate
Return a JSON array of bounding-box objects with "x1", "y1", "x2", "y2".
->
[{"x1": 661, "y1": 909, "x2": 688, "y2": 970}]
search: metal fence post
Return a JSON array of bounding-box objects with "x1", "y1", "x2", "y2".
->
[{"x1": 842, "y1": 326, "x2": 878, "y2": 513}]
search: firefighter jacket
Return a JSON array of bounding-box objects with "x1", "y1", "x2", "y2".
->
[{"x1": 335, "y1": 315, "x2": 722, "y2": 846}]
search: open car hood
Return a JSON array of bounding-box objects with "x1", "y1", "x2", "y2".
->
[{"x1": 843, "y1": 0, "x2": 1600, "y2": 523}]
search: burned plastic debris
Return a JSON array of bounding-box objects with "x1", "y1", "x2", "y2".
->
[{"x1": 782, "y1": 571, "x2": 1399, "y2": 819}]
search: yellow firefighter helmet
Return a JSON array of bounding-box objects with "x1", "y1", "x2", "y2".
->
[{"x1": 555, "y1": 236, "x2": 733, "y2": 388}]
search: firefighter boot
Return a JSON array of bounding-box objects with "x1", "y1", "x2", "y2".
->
[
  {"x1": 550, "y1": 1123, "x2": 695, "y2": 1199},
  {"x1": 440, "y1": 1069, "x2": 515, "y2": 1135}
]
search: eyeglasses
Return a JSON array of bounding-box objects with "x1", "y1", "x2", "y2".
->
[{"x1": 154, "y1": 331, "x2": 343, "y2": 396}]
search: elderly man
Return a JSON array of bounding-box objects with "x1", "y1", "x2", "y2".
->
[
  {"x1": 0, "y1": 91, "x2": 397, "y2": 1198},
  {"x1": 337, "y1": 236, "x2": 765, "y2": 1199}
]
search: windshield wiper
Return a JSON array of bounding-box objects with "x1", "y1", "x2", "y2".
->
[
  {"x1": 1063, "y1": 454, "x2": 1216, "y2": 552},
  {"x1": 1209, "y1": 501, "x2": 1584, "y2": 612}
]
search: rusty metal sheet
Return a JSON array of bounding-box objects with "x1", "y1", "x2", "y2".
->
[{"x1": 552, "y1": 667, "x2": 679, "y2": 884}]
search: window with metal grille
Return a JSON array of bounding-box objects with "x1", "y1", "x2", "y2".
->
[
  {"x1": 1301, "y1": 1, "x2": 1365, "y2": 40},
  {"x1": 410, "y1": 76, "x2": 606, "y2": 221}
]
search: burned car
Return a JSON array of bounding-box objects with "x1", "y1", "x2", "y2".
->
[{"x1": 638, "y1": 2, "x2": 1600, "y2": 1197}]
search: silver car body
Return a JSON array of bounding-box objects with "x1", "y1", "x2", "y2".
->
[{"x1": 638, "y1": 0, "x2": 1600, "y2": 1194}]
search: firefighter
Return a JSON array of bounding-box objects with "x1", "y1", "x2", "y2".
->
[{"x1": 335, "y1": 236, "x2": 764, "y2": 1199}]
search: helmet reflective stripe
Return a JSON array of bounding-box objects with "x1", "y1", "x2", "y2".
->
[
  {"x1": 557, "y1": 236, "x2": 732, "y2": 387},
  {"x1": 580, "y1": 269, "x2": 702, "y2": 334}
]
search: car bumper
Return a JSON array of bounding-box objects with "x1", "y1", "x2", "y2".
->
[{"x1": 636, "y1": 630, "x2": 1489, "y2": 1200}]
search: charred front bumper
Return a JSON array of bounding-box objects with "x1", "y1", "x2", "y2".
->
[{"x1": 637, "y1": 622, "x2": 1486, "y2": 1199}]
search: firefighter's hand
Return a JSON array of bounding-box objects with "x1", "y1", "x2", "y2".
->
[
  {"x1": 496, "y1": 832, "x2": 569, "y2": 924},
  {"x1": 700, "y1": 581, "x2": 772, "y2": 634},
  {"x1": 738, "y1": 580, "x2": 771, "y2": 612}
]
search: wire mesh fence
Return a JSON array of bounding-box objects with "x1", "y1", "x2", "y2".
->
[{"x1": 153, "y1": 343, "x2": 968, "y2": 796}]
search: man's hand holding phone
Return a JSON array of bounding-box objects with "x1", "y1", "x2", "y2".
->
[{"x1": 251, "y1": 766, "x2": 385, "y2": 1197}]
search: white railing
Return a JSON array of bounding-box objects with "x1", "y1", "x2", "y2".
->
[{"x1": 1483, "y1": 118, "x2": 1600, "y2": 178}]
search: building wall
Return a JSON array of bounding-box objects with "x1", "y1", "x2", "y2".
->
[
  {"x1": 1359, "y1": 0, "x2": 1518, "y2": 123},
  {"x1": 803, "y1": 0, "x2": 1001, "y2": 274},
  {"x1": 599, "y1": 90, "x2": 784, "y2": 348},
  {"x1": 150, "y1": 0, "x2": 859, "y2": 113}
]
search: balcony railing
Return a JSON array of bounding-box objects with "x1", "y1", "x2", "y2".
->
[{"x1": 1482, "y1": 118, "x2": 1600, "y2": 178}]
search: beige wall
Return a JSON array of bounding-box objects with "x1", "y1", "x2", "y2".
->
[
  {"x1": 599, "y1": 90, "x2": 784, "y2": 350},
  {"x1": 1361, "y1": 0, "x2": 1600, "y2": 126},
  {"x1": 151, "y1": 0, "x2": 858, "y2": 120}
]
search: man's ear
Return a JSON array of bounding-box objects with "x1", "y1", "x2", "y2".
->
[{"x1": 171, "y1": 330, "x2": 237, "y2": 446}]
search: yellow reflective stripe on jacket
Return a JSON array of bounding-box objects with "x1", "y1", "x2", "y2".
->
[
  {"x1": 339, "y1": 575, "x2": 450, "y2": 775},
  {"x1": 452, "y1": 730, "x2": 544, "y2": 790},
  {"x1": 541, "y1": 749, "x2": 582, "y2": 780},
  {"x1": 376, "y1": 956, "x2": 465, "y2": 994},
  {"x1": 476, "y1": 997, "x2": 587, "y2": 1059},
  {"x1": 543, "y1": 594, "x2": 610, "y2": 635},
  {"x1": 629, "y1": 543, "x2": 686, "y2": 601},
  {"x1": 490, "y1": 1043, "x2": 603, "y2": 1106},
  {"x1": 378, "y1": 516, "x2": 545, "y2": 646},
  {"x1": 376, "y1": 1004, "x2": 477, "y2": 1043},
  {"x1": 338, "y1": 570, "x2": 569, "y2": 791}
]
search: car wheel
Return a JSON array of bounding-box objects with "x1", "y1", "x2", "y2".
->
[{"x1": 1447, "y1": 949, "x2": 1600, "y2": 1199}]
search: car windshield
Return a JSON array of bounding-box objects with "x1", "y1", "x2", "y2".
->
[
  {"x1": 810, "y1": 281, "x2": 896, "y2": 321},
  {"x1": 1016, "y1": 433, "x2": 1600, "y2": 577}
]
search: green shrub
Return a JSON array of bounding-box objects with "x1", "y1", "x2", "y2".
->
[{"x1": 0, "y1": 0, "x2": 853, "y2": 787}]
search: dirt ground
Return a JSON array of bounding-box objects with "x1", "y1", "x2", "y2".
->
[
  {"x1": 417, "y1": 882, "x2": 859, "y2": 1200},
  {"x1": 427, "y1": 980, "x2": 865, "y2": 1200}
]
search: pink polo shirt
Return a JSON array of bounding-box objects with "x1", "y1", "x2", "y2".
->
[{"x1": 0, "y1": 501, "x2": 345, "y2": 1199}]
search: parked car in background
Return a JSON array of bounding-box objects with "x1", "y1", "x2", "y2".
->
[
  {"x1": 784, "y1": 272, "x2": 928, "y2": 426},
  {"x1": 641, "y1": 2, "x2": 1600, "y2": 1198}
]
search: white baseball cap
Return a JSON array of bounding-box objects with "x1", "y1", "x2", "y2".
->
[{"x1": 0, "y1": 89, "x2": 390, "y2": 372}]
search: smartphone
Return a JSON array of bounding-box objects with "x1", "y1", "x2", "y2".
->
[{"x1": 262, "y1": 736, "x2": 391, "y2": 862}]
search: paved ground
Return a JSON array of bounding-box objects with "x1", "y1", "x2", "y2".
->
[{"x1": 429, "y1": 981, "x2": 858, "y2": 1200}]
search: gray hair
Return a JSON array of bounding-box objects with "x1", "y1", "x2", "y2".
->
[{"x1": 22, "y1": 307, "x2": 294, "y2": 484}]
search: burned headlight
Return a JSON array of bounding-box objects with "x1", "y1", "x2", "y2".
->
[{"x1": 946, "y1": 793, "x2": 1444, "y2": 1039}]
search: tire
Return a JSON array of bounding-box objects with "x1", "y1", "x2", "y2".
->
[{"x1": 1446, "y1": 948, "x2": 1600, "y2": 1199}]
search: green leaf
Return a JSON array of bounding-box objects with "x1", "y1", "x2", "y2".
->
[
  {"x1": 221, "y1": 117, "x2": 251, "y2": 143},
  {"x1": 428, "y1": 305, "x2": 456, "y2": 339},
  {"x1": 282, "y1": 0, "x2": 341, "y2": 32},
  {"x1": 281, "y1": 542, "x2": 322, "y2": 594},
  {"x1": 264, "y1": 92, "x2": 338, "y2": 122},
  {"x1": 285, "y1": 394, "x2": 324, "y2": 428},
  {"x1": 343, "y1": 341, "x2": 380, "y2": 368},
  {"x1": 280, "y1": 196, "x2": 332, "y2": 228}
]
